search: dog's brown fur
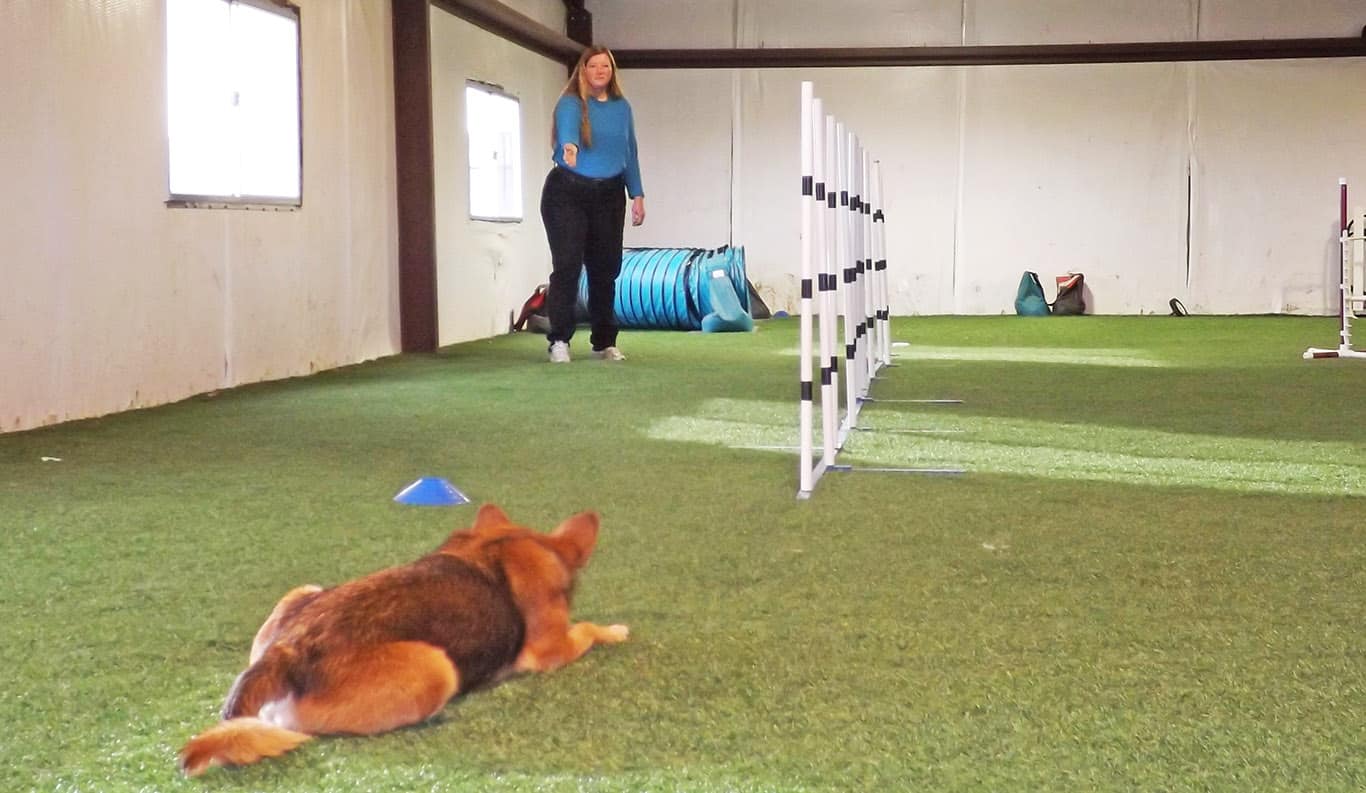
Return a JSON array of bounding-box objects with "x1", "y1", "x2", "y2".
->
[{"x1": 178, "y1": 504, "x2": 628, "y2": 776}]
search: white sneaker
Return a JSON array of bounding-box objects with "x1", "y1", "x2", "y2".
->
[
  {"x1": 548, "y1": 341, "x2": 571, "y2": 363},
  {"x1": 592, "y1": 346, "x2": 626, "y2": 361}
]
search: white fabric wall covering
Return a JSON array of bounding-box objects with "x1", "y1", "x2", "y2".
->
[
  {"x1": 736, "y1": 0, "x2": 965, "y2": 47},
  {"x1": 872, "y1": 69, "x2": 964, "y2": 316},
  {"x1": 1199, "y1": 0, "x2": 1365, "y2": 39},
  {"x1": 0, "y1": 0, "x2": 399, "y2": 433},
  {"x1": 430, "y1": 8, "x2": 567, "y2": 344},
  {"x1": 618, "y1": 71, "x2": 735, "y2": 249},
  {"x1": 728, "y1": 68, "x2": 967, "y2": 314},
  {"x1": 1189, "y1": 61, "x2": 1364, "y2": 314},
  {"x1": 956, "y1": 63, "x2": 1191, "y2": 314},
  {"x1": 590, "y1": 0, "x2": 1364, "y2": 48},
  {"x1": 680, "y1": 61, "x2": 1198, "y2": 316},
  {"x1": 591, "y1": 0, "x2": 1366, "y2": 315},
  {"x1": 966, "y1": 0, "x2": 1196, "y2": 44},
  {"x1": 586, "y1": 0, "x2": 739, "y2": 49}
]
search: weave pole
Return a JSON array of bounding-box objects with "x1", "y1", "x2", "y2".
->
[
  {"x1": 798, "y1": 81, "x2": 817, "y2": 496},
  {"x1": 838, "y1": 123, "x2": 861, "y2": 427},
  {"x1": 853, "y1": 136, "x2": 874, "y2": 403},
  {"x1": 814, "y1": 100, "x2": 838, "y2": 469},
  {"x1": 797, "y1": 81, "x2": 964, "y2": 499},
  {"x1": 1305, "y1": 177, "x2": 1366, "y2": 360},
  {"x1": 860, "y1": 148, "x2": 880, "y2": 378},
  {"x1": 871, "y1": 161, "x2": 892, "y2": 366}
]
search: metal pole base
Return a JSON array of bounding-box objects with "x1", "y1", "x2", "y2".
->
[
  {"x1": 1304, "y1": 347, "x2": 1366, "y2": 359},
  {"x1": 829, "y1": 464, "x2": 966, "y2": 476},
  {"x1": 859, "y1": 397, "x2": 964, "y2": 405}
]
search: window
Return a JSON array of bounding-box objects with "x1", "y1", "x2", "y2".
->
[
  {"x1": 465, "y1": 82, "x2": 522, "y2": 222},
  {"x1": 166, "y1": 0, "x2": 302, "y2": 206}
]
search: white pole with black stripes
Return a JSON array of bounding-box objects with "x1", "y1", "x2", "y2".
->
[
  {"x1": 860, "y1": 147, "x2": 879, "y2": 378},
  {"x1": 797, "y1": 83, "x2": 966, "y2": 498},
  {"x1": 848, "y1": 134, "x2": 866, "y2": 423},
  {"x1": 857, "y1": 140, "x2": 868, "y2": 390},
  {"x1": 819, "y1": 111, "x2": 839, "y2": 467},
  {"x1": 871, "y1": 160, "x2": 892, "y2": 367},
  {"x1": 798, "y1": 81, "x2": 816, "y2": 498},
  {"x1": 838, "y1": 123, "x2": 861, "y2": 435},
  {"x1": 847, "y1": 134, "x2": 865, "y2": 406},
  {"x1": 811, "y1": 99, "x2": 838, "y2": 469}
]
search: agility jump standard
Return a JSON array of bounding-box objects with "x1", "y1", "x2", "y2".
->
[
  {"x1": 797, "y1": 81, "x2": 962, "y2": 499},
  {"x1": 1305, "y1": 177, "x2": 1366, "y2": 360}
]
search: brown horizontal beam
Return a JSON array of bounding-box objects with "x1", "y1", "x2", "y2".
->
[
  {"x1": 613, "y1": 35, "x2": 1366, "y2": 69},
  {"x1": 431, "y1": 0, "x2": 582, "y2": 65}
]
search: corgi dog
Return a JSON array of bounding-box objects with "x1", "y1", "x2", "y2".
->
[{"x1": 178, "y1": 504, "x2": 628, "y2": 776}]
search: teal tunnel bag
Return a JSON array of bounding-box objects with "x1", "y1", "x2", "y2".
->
[{"x1": 1015, "y1": 271, "x2": 1050, "y2": 316}]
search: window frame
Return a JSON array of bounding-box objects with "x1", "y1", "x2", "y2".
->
[
  {"x1": 165, "y1": 0, "x2": 304, "y2": 210},
  {"x1": 464, "y1": 80, "x2": 524, "y2": 224}
]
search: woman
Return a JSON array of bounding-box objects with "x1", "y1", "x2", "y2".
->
[{"x1": 540, "y1": 46, "x2": 645, "y2": 363}]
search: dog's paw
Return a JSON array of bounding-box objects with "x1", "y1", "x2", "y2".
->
[{"x1": 601, "y1": 624, "x2": 630, "y2": 643}]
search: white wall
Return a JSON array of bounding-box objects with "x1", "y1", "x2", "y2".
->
[
  {"x1": 0, "y1": 0, "x2": 400, "y2": 433},
  {"x1": 430, "y1": 5, "x2": 567, "y2": 343},
  {"x1": 1189, "y1": 60, "x2": 1366, "y2": 314},
  {"x1": 604, "y1": 70, "x2": 736, "y2": 247},
  {"x1": 591, "y1": 0, "x2": 1366, "y2": 315}
]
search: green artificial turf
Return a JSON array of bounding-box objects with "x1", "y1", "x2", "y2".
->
[{"x1": 1, "y1": 316, "x2": 1364, "y2": 792}]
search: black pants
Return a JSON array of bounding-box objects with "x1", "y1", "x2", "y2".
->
[{"x1": 540, "y1": 167, "x2": 626, "y2": 350}]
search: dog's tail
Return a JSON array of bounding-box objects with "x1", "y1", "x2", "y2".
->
[
  {"x1": 181, "y1": 645, "x2": 311, "y2": 776},
  {"x1": 178, "y1": 717, "x2": 313, "y2": 776}
]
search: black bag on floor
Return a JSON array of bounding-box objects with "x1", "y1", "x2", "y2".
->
[{"x1": 1053, "y1": 273, "x2": 1086, "y2": 315}]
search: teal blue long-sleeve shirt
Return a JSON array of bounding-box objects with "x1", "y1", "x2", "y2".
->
[{"x1": 552, "y1": 94, "x2": 644, "y2": 198}]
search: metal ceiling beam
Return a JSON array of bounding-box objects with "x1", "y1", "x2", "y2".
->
[
  {"x1": 613, "y1": 35, "x2": 1366, "y2": 69},
  {"x1": 431, "y1": 0, "x2": 582, "y2": 65}
]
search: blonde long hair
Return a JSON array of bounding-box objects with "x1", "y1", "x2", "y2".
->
[{"x1": 554, "y1": 46, "x2": 625, "y2": 149}]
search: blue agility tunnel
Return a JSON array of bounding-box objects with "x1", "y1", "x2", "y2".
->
[{"x1": 577, "y1": 246, "x2": 754, "y2": 332}]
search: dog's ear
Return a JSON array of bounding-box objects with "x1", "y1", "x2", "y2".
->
[
  {"x1": 472, "y1": 503, "x2": 512, "y2": 531},
  {"x1": 547, "y1": 510, "x2": 600, "y2": 570}
]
